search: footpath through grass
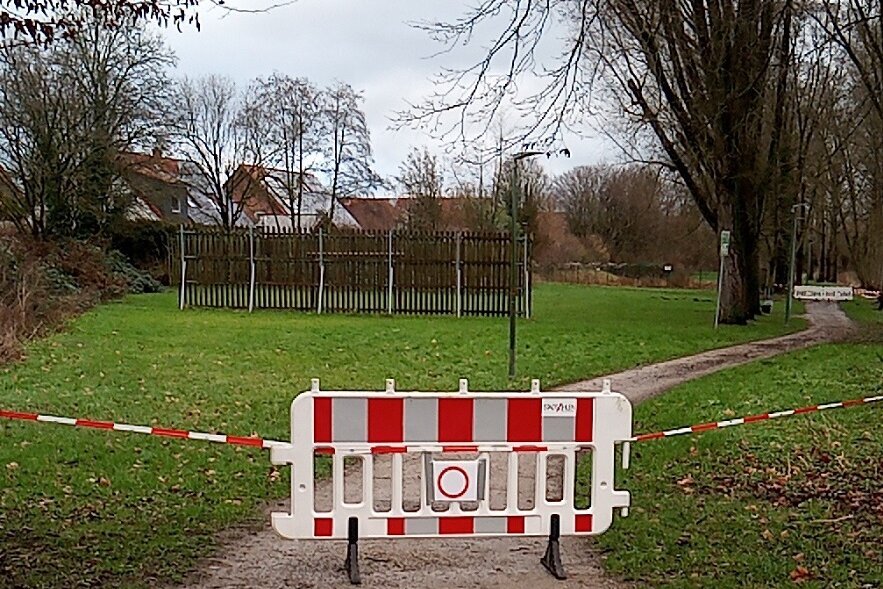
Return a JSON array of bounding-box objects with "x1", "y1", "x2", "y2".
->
[
  {"x1": 600, "y1": 298, "x2": 882, "y2": 588},
  {"x1": 0, "y1": 283, "x2": 802, "y2": 587}
]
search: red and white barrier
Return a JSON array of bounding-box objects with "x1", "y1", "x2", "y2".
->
[{"x1": 269, "y1": 378, "x2": 633, "y2": 544}]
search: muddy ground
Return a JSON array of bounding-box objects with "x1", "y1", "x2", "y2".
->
[{"x1": 179, "y1": 302, "x2": 853, "y2": 589}]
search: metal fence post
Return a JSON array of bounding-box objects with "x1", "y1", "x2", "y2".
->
[
  {"x1": 178, "y1": 224, "x2": 186, "y2": 311},
  {"x1": 318, "y1": 228, "x2": 325, "y2": 315},
  {"x1": 248, "y1": 226, "x2": 256, "y2": 313},
  {"x1": 387, "y1": 230, "x2": 394, "y2": 315},
  {"x1": 456, "y1": 232, "x2": 462, "y2": 317},
  {"x1": 523, "y1": 235, "x2": 530, "y2": 319}
]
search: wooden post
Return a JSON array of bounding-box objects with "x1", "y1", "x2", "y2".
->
[
  {"x1": 456, "y1": 232, "x2": 462, "y2": 317},
  {"x1": 178, "y1": 225, "x2": 186, "y2": 311},
  {"x1": 387, "y1": 230, "x2": 394, "y2": 315},
  {"x1": 248, "y1": 226, "x2": 256, "y2": 313},
  {"x1": 318, "y1": 228, "x2": 325, "y2": 315}
]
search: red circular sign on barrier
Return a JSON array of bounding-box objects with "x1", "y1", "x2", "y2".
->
[{"x1": 437, "y1": 465, "x2": 469, "y2": 499}]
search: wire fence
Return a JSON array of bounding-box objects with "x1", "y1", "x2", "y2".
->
[{"x1": 170, "y1": 226, "x2": 532, "y2": 317}]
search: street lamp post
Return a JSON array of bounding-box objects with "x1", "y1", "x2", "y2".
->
[
  {"x1": 785, "y1": 203, "x2": 810, "y2": 324},
  {"x1": 508, "y1": 150, "x2": 545, "y2": 380}
]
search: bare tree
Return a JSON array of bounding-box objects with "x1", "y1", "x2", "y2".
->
[
  {"x1": 556, "y1": 165, "x2": 606, "y2": 239},
  {"x1": 0, "y1": 0, "x2": 293, "y2": 46},
  {"x1": 556, "y1": 164, "x2": 669, "y2": 262},
  {"x1": 172, "y1": 74, "x2": 268, "y2": 229},
  {"x1": 404, "y1": 1, "x2": 804, "y2": 323},
  {"x1": 320, "y1": 82, "x2": 380, "y2": 221},
  {"x1": 398, "y1": 148, "x2": 444, "y2": 231},
  {"x1": 0, "y1": 14, "x2": 172, "y2": 237},
  {"x1": 812, "y1": 1, "x2": 883, "y2": 289},
  {"x1": 249, "y1": 74, "x2": 322, "y2": 230},
  {"x1": 493, "y1": 157, "x2": 550, "y2": 239}
]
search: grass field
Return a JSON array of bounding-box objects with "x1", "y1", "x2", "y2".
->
[
  {"x1": 843, "y1": 296, "x2": 882, "y2": 327},
  {"x1": 599, "y1": 301, "x2": 883, "y2": 587},
  {"x1": 0, "y1": 284, "x2": 804, "y2": 587}
]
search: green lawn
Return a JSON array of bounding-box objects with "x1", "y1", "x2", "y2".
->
[
  {"x1": 843, "y1": 296, "x2": 882, "y2": 327},
  {"x1": 599, "y1": 305, "x2": 882, "y2": 587},
  {"x1": 0, "y1": 284, "x2": 803, "y2": 588}
]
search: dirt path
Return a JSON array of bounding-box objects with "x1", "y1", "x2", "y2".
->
[{"x1": 180, "y1": 302, "x2": 853, "y2": 589}]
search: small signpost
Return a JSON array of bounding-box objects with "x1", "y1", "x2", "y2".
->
[
  {"x1": 719, "y1": 231, "x2": 731, "y2": 257},
  {"x1": 715, "y1": 231, "x2": 730, "y2": 329}
]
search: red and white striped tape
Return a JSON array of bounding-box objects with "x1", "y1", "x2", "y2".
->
[
  {"x1": 0, "y1": 409, "x2": 288, "y2": 449},
  {"x1": 2, "y1": 393, "x2": 881, "y2": 449},
  {"x1": 629, "y1": 394, "x2": 883, "y2": 443}
]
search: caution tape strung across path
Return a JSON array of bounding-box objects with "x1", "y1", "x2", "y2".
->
[
  {"x1": 629, "y1": 394, "x2": 883, "y2": 442},
  {"x1": 1, "y1": 393, "x2": 882, "y2": 449},
  {"x1": 0, "y1": 409, "x2": 288, "y2": 449}
]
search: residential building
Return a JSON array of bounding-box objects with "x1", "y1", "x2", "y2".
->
[
  {"x1": 120, "y1": 150, "x2": 222, "y2": 225},
  {"x1": 226, "y1": 165, "x2": 360, "y2": 231}
]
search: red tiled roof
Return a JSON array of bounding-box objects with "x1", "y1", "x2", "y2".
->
[
  {"x1": 339, "y1": 198, "x2": 406, "y2": 231},
  {"x1": 119, "y1": 151, "x2": 181, "y2": 183}
]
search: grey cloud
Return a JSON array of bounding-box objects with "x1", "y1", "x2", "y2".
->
[{"x1": 163, "y1": 0, "x2": 611, "y2": 181}]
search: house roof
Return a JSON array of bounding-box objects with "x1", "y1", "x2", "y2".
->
[
  {"x1": 255, "y1": 166, "x2": 327, "y2": 214},
  {"x1": 119, "y1": 151, "x2": 180, "y2": 183},
  {"x1": 338, "y1": 198, "x2": 406, "y2": 231},
  {"x1": 338, "y1": 196, "x2": 483, "y2": 232},
  {"x1": 233, "y1": 164, "x2": 359, "y2": 227},
  {"x1": 120, "y1": 151, "x2": 221, "y2": 224}
]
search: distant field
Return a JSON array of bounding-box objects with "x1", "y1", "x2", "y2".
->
[
  {"x1": 600, "y1": 303, "x2": 882, "y2": 587},
  {"x1": 0, "y1": 283, "x2": 804, "y2": 587}
]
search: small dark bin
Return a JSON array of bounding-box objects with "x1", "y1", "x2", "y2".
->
[{"x1": 760, "y1": 299, "x2": 774, "y2": 315}]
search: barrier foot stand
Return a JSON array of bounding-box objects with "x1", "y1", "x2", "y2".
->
[
  {"x1": 344, "y1": 517, "x2": 361, "y2": 585},
  {"x1": 540, "y1": 514, "x2": 567, "y2": 580}
]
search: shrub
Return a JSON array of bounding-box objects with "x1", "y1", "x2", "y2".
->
[
  {"x1": 0, "y1": 233, "x2": 163, "y2": 363},
  {"x1": 104, "y1": 250, "x2": 163, "y2": 294},
  {"x1": 107, "y1": 219, "x2": 173, "y2": 284}
]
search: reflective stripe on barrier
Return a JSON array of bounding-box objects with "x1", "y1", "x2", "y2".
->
[{"x1": 269, "y1": 378, "x2": 633, "y2": 541}]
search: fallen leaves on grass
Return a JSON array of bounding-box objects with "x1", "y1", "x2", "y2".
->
[
  {"x1": 789, "y1": 566, "x2": 812, "y2": 583},
  {"x1": 676, "y1": 475, "x2": 696, "y2": 494},
  {"x1": 700, "y1": 446, "x2": 883, "y2": 526}
]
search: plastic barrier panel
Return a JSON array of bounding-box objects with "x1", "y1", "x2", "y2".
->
[{"x1": 270, "y1": 379, "x2": 632, "y2": 557}]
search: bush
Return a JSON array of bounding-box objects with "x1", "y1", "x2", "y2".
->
[
  {"x1": 0, "y1": 233, "x2": 163, "y2": 363},
  {"x1": 104, "y1": 250, "x2": 163, "y2": 294},
  {"x1": 107, "y1": 219, "x2": 173, "y2": 284}
]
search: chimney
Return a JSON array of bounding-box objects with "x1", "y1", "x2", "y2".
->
[{"x1": 151, "y1": 146, "x2": 163, "y2": 160}]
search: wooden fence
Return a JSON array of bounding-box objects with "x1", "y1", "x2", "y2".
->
[{"x1": 170, "y1": 227, "x2": 532, "y2": 316}]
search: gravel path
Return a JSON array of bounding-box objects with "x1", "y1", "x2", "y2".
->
[{"x1": 179, "y1": 302, "x2": 853, "y2": 589}]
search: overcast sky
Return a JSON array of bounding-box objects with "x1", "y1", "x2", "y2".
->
[{"x1": 163, "y1": 0, "x2": 614, "y2": 187}]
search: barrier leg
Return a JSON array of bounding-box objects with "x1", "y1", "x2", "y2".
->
[
  {"x1": 540, "y1": 514, "x2": 567, "y2": 580},
  {"x1": 344, "y1": 517, "x2": 361, "y2": 585}
]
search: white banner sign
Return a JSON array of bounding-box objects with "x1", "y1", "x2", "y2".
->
[{"x1": 793, "y1": 286, "x2": 853, "y2": 301}]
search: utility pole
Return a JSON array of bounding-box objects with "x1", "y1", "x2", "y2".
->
[
  {"x1": 508, "y1": 148, "x2": 562, "y2": 379},
  {"x1": 785, "y1": 203, "x2": 810, "y2": 324}
]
